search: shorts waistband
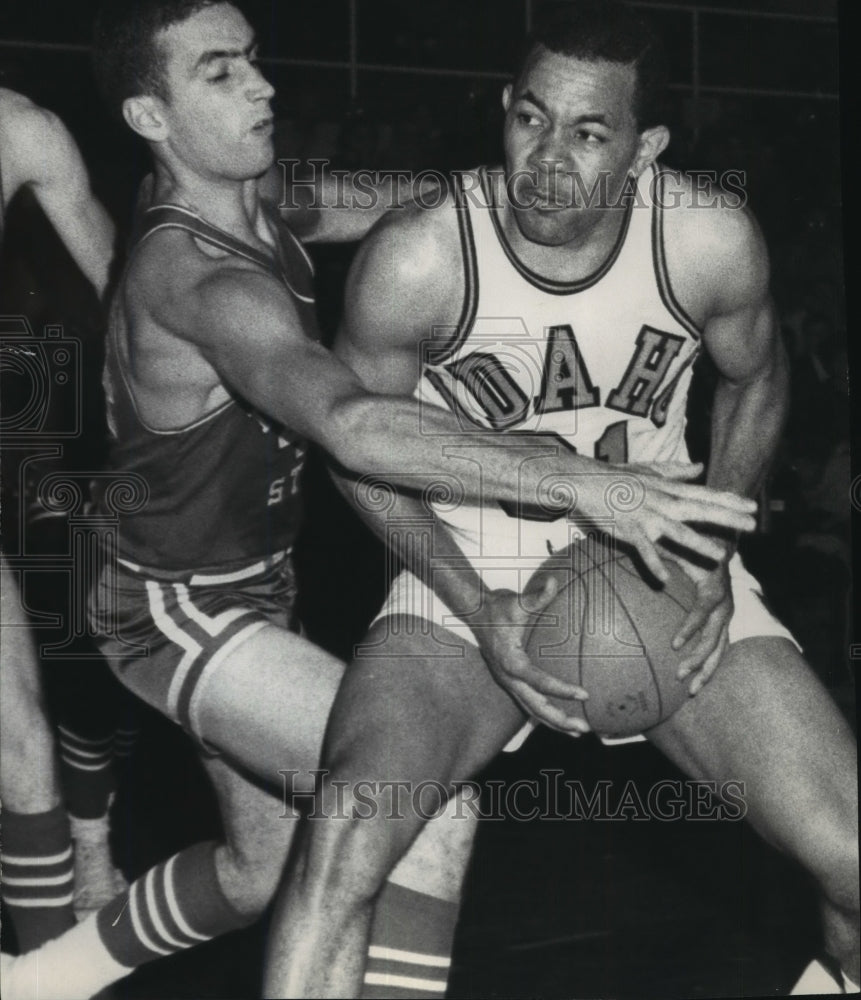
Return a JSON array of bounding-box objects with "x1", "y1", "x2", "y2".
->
[{"x1": 115, "y1": 549, "x2": 292, "y2": 586}]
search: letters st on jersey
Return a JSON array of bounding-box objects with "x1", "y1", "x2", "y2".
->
[{"x1": 420, "y1": 318, "x2": 700, "y2": 468}]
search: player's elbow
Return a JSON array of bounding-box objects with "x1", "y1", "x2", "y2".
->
[{"x1": 323, "y1": 392, "x2": 388, "y2": 474}]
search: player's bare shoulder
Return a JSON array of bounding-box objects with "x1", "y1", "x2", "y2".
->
[
  {"x1": 345, "y1": 186, "x2": 466, "y2": 344},
  {"x1": 658, "y1": 168, "x2": 770, "y2": 324},
  {"x1": 0, "y1": 89, "x2": 70, "y2": 196}
]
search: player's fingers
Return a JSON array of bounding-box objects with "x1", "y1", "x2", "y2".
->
[
  {"x1": 636, "y1": 461, "x2": 704, "y2": 481},
  {"x1": 632, "y1": 530, "x2": 670, "y2": 584},
  {"x1": 660, "y1": 519, "x2": 728, "y2": 563},
  {"x1": 689, "y1": 628, "x2": 729, "y2": 696},
  {"x1": 660, "y1": 481, "x2": 757, "y2": 514},
  {"x1": 510, "y1": 684, "x2": 590, "y2": 733},
  {"x1": 673, "y1": 604, "x2": 710, "y2": 653},
  {"x1": 508, "y1": 657, "x2": 588, "y2": 700}
]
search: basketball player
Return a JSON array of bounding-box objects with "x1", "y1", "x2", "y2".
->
[
  {"x1": 0, "y1": 88, "x2": 126, "y2": 947},
  {"x1": 264, "y1": 3, "x2": 859, "y2": 997},
  {"x1": 0, "y1": 3, "x2": 760, "y2": 998}
]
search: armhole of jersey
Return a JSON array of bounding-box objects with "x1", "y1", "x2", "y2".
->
[
  {"x1": 138, "y1": 206, "x2": 314, "y2": 305},
  {"x1": 279, "y1": 220, "x2": 316, "y2": 277},
  {"x1": 109, "y1": 298, "x2": 233, "y2": 438},
  {"x1": 111, "y1": 225, "x2": 235, "y2": 437},
  {"x1": 652, "y1": 171, "x2": 702, "y2": 342},
  {"x1": 425, "y1": 172, "x2": 478, "y2": 364}
]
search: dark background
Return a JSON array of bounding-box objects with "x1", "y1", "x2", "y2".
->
[{"x1": 0, "y1": 2, "x2": 855, "y2": 998}]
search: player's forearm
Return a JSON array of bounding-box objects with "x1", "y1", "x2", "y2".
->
[
  {"x1": 278, "y1": 166, "x2": 439, "y2": 244},
  {"x1": 331, "y1": 395, "x2": 610, "y2": 515},
  {"x1": 707, "y1": 344, "x2": 789, "y2": 502}
]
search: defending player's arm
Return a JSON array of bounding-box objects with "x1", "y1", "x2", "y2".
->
[
  {"x1": 6, "y1": 96, "x2": 115, "y2": 298},
  {"x1": 336, "y1": 205, "x2": 759, "y2": 578},
  {"x1": 670, "y1": 201, "x2": 789, "y2": 692},
  {"x1": 260, "y1": 163, "x2": 441, "y2": 245}
]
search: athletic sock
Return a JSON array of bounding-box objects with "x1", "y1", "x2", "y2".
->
[
  {"x1": 362, "y1": 882, "x2": 459, "y2": 999},
  {"x1": 0, "y1": 909, "x2": 130, "y2": 1000},
  {"x1": 57, "y1": 725, "x2": 115, "y2": 819},
  {"x1": 790, "y1": 959, "x2": 844, "y2": 995},
  {"x1": 112, "y1": 725, "x2": 141, "y2": 760},
  {"x1": 0, "y1": 805, "x2": 76, "y2": 951},
  {"x1": 95, "y1": 840, "x2": 252, "y2": 967},
  {"x1": 0, "y1": 841, "x2": 254, "y2": 1000}
]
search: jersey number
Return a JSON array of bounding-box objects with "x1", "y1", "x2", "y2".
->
[{"x1": 500, "y1": 420, "x2": 629, "y2": 521}]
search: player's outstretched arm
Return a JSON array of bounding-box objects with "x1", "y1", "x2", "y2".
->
[
  {"x1": 333, "y1": 203, "x2": 759, "y2": 582},
  {"x1": 2, "y1": 93, "x2": 116, "y2": 298},
  {"x1": 261, "y1": 162, "x2": 442, "y2": 244}
]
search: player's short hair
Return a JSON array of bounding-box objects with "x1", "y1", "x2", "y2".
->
[
  {"x1": 93, "y1": 0, "x2": 226, "y2": 120},
  {"x1": 513, "y1": 0, "x2": 668, "y2": 130}
]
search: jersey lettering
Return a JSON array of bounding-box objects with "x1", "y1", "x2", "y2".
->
[
  {"x1": 607, "y1": 326, "x2": 685, "y2": 417},
  {"x1": 651, "y1": 347, "x2": 698, "y2": 428},
  {"x1": 268, "y1": 477, "x2": 287, "y2": 506},
  {"x1": 534, "y1": 324, "x2": 599, "y2": 414},
  {"x1": 432, "y1": 352, "x2": 530, "y2": 430}
]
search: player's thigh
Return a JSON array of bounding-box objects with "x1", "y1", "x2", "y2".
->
[
  {"x1": 194, "y1": 623, "x2": 345, "y2": 788},
  {"x1": 323, "y1": 615, "x2": 527, "y2": 788},
  {"x1": 647, "y1": 637, "x2": 857, "y2": 862}
]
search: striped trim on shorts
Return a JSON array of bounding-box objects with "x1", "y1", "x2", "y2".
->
[{"x1": 89, "y1": 552, "x2": 298, "y2": 748}]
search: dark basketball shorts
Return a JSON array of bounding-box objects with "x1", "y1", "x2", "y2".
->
[{"x1": 88, "y1": 550, "x2": 298, "y2": 748}]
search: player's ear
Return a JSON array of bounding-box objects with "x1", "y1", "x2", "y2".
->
[
  {"x1": 630, "y1": 125, "x2": 670, "y2": 177},
  {"x1": 502, "y1": 84, "x2": 513, "y2": 113},
  {"x1": 122, "y1": 95, "x2": 168, "y2": 142}
]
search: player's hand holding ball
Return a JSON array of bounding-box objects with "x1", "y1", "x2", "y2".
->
[
  {"x1": 473, "y1": 580, "x2": 592, "y2": 736},
  {"x1": 666, "y1": 548, "x2": 734, "y2": 695}
]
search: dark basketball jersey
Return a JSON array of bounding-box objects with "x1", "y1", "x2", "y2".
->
[{"x1": 96, "y1": 198, "x2": 317, "y2": 573}]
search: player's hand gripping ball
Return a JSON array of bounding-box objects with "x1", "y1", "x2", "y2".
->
[{"x1": 525, "y1": 534, "x2": 697, "y2": 737}]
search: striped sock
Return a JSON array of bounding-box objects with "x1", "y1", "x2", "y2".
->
[
  {"x1": 362, "y1": 882, "x2": 458, "y2": 999},
  {"x1": 0, "y1": 805, "x2": 76, "y2": 951},
  {"x1": 57, "y1": 725, "x2": 115, "y2": 820},
  {"x1": 96, "y1": 840, "x2": 253, "y2": 967},
  {"x1": 112, "y1": 725, "x2": 141, "y2": 760}
]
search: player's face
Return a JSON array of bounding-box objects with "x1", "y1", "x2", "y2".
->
[
  {"x1": 503, "y1": 48, "x2": 644, "y2": 246},
  {"x1": 157, "y1": 3, "x2": 275, "y2": 181}
]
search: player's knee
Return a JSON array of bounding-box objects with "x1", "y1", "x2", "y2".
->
[
  {"x1": 215, "y1": 840, "x2": 290, "y2": 917},
  {"x1": 303, "y1": 793, "x2": 410, "y2": 905}
]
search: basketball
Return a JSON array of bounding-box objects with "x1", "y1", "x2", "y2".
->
[{"x1": 525, "y1": 534, "x2": 698, "y2": 737}]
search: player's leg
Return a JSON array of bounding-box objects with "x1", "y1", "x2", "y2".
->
[
  {"x1": 51, "y1": 659, "x2": 128, "y2": 917},
  {"x1": 263, "y1": 615, "x2": 528, "y2": 999},
  {"x1": 646, "y1": 637, "x2": 859, "y2": 989},
  {"x1": 0, "y1": 557, "x2": 76, "y2": 951},
  {"x1": 0, "y1": 749, "x2": 291, "y2": 1000},
  {"x1": 0, "y1": 621, "x2": 332, "y2": 999},
  {"x1": 199, "y1": 619, "x2": 495, "y2": 998}
]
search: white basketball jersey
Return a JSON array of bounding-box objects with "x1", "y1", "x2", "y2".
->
[{"x1": 417, "y1": 163, "x2": 702, "y2": 558}]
